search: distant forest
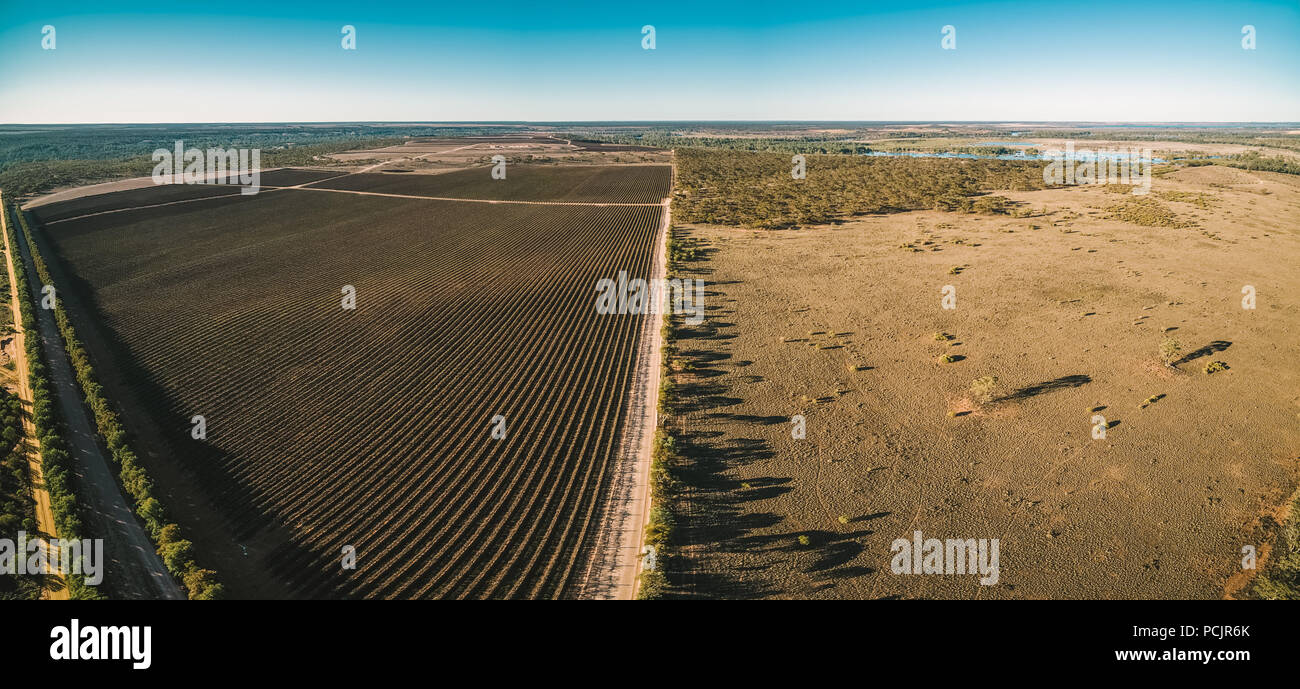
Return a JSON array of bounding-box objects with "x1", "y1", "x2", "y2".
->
[
  {"x1": 672, "y1": 148, "x2": 1046, "y2": 229},
  {"x1": 0, "y1": 124, "x2": 528, "y2": 196}
]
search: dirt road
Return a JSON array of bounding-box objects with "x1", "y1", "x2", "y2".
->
[
  {"x1": 12, "y1": 211, "x2": 183, "y2": 600},
  {"x1": 1, "y1": 192, "x2": 69, "y2": 600},
  {"x1": 580, "y1": 173, "x2": 672, "y2": 600}
]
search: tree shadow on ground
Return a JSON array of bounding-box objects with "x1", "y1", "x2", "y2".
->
[
  {"x1": 662, "y1": 268, "x2": 790, "y2": 599},
  {"x1": 1174, "y1": 340, "x2": 1231, "y2": 367},
  {"x1": 662, "y1": 254, "x2": 891, "y2": 599},
  {"x1": 998, "y1": 374, "x2": 1091, "y2": 401}
]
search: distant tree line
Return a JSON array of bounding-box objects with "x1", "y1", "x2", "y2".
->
[
  {"x1": 1182, "y1": 151, "x2": 1300, "y2": 175},
  {"x1": 1034, "y1": 128, "x2": 1300, "y2": 154},
  {"x1": 0, "y1": 123, "x2": 536, "y2": 198}
]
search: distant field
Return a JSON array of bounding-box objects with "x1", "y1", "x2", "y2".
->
[
  {"x1": 569, "y1": 140, "x2": 662, "y2": 152},
  {"x1": 29, "y1": 164, "x2": 669, "y2": 599},
  {"x1": 305, "y1": 165, "x2": 670, "y2": 203},
  {"x1": 31, "y1": 184, "x2": 247, "y2": 223},
  {"x1": 26, "y1": 168, "x2": 351, "y2": 222}
]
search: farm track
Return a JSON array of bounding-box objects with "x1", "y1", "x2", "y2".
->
[
  {"x1": 1, "y1": 193, "x2": 68, "y2": 600},
  {"x1": 32, "y1": 169, "x2": 667, "y2": 598},
  {"x1": 14, "y1": 206, "x2": 184, "y2": 600}
]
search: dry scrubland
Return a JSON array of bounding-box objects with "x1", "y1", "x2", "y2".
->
[
  {"x1": 27, "y1": 164, "x2": 669, "y2": 598},
  {"x1": 665, "y1": 164, "x2": 1300, "y2": 599}
]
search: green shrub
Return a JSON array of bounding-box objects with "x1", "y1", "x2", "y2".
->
[
  {"x1": 970, "y1": 376, "x2": 999, "y2": 404},
  {"x1": 1204, "y1": 360, "x2": 1229, "y2": 374}
]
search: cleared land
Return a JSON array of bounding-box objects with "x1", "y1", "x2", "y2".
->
[
  {"x1": 25, "y1": 168, "x2": 350, "y2": 220},
  {"x1": 29, "y1": 165, "x2": 670, "y2": 598},
  {"x1": 664, "y1": 164, "x2": 1300, "y2": 599},
  {"x1": 305, "y1": 165, "x2": 671, "y2": 204}
]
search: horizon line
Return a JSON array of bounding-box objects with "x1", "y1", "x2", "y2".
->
[{"x1": 4, "y1": 120, "x2": 1299, "y2": 127}]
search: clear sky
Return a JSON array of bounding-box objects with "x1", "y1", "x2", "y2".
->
[{"x1": 0, "y1": 0, "x2": 1296, "y2": 123}]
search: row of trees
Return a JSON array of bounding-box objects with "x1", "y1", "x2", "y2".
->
[
  {"x1": 636, "y1": 226, "x2": 697, "y2": 600},
  {"x1": 1032, "y1": 128, "x2": 1300, "y2": 154},
  {"x1": 1184, "y1": 151, "x2": 1300, "y2": 176},
  {"x1": 3, "y1": 201, "x2": 101, "y2": 599},
  {"x1": 15, "y1": 209, "x2": 222, "y2": 599},
  {"x1": 0, "y1": 384, "x2": 42, "y2": 599}
]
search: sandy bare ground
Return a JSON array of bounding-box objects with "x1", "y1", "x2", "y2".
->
[
  {"x1": 668, "y1": 165, "x2": 1300, "y2": 599},
  {"x1": 353, "y1": 143, "x2": 481, "y2": 172},
  {"x1": 1, "y1": 192, "x2": 69, "y2": 600},
  {"x1": 580, "y1": 195, "x2": 671, "y2": 600}
]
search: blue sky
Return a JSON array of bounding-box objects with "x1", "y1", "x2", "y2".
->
[{"x1": 1, "y1": 0, "x2": 1296, "y2": 122}]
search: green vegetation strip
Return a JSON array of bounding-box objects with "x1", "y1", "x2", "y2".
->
[
  {"x1": 3, "y1": 201, "x2": 101, "y2": 598},
  {"x1": 1180, "y1": 151, "x2": 1300, "y2": 176},
  {"x1": 635, "y1": 226, "x2": 700, "y2": 600},
  {"x1": 0, "y1": 232, "x2": 42, "y2": 599},
  {"x1": 15, "y1": 208, "x2": 222, "y2": 599},
  {"x1": 0, "y1": 392, "x2": 42, "y2": 599},
  {"x1": 1251, "y1": 491, "x2": 1300, "y2": 600}
]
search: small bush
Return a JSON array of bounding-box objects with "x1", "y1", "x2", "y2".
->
[
  {"x1": 1204, "y1": 360, "x2": 1229, "y2": 374},
  {"x1": 1159, "y1": 338, "x2": 1181, "y2": 365},
  {"x1": 970, "y1": 376, "x2": 998, "y2": 404},
  {"x1": 1108, "y1": 197, "x2": 1191, "y2": 228},
  {"x1": 637, "y1": 570, "x2": 668, "y2": 600}
]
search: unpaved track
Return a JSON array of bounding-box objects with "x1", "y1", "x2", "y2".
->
[
  {"x1": 579, "y1": 167, "x2": 673, "y2": 600},
  {"x1": 289, "y1": 185, "x2": 663, "y2": 207},
  {"x1": 355, "y1": 143, "x2": 481, "y2": 172},
  {"x1": 1, "y1": 192, "x2": 68, "y2": 600},
  {"x1": 13, "y1": 214, "x2": 183, "y2": 600}
]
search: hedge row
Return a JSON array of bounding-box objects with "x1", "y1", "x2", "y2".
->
[
  {"x1": 635, "y1": 226, "x2": 695, "y2": 600},
  {"x1": 15, "y1": 208, "x2": 222, "y2": 599},
  {"x1": 0, "y1": 385, "x2": 42, "y2": 599},
  {"x1": 3, "y1": 200, "x2": 101, "y2": 599}
]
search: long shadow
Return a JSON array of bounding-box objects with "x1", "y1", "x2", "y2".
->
[
  {"x1": 998, "y1": 374, "x2": 1091, "y2": 401},
  {"x1": 25, "y1": 211, "x2": 311, "y2": 598},
  {"x1": 662, "y1": 265, "x2": 790, "y2": 599},
  {"x1": 661, "y1": 242, "x2": 884, "y2": 598},
  {"x1": 1174, "y1": 340, "x2": 1231, "y2": 366},
  {"x1": 709, "y1": 413, "x2": 787, "y2": 425}
]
